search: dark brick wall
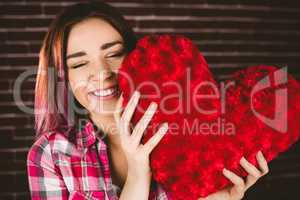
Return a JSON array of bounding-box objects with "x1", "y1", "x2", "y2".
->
[{"x1": 0, "y1": 0, "x2": 299, "y2": 199}]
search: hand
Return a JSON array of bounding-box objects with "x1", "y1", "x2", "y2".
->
[
  {"x1": 198, "y1": 151, "x2": 269, "y2": 200},
  {"x1": 114, "y1": 90, "x2": 168, "y2": 179}
]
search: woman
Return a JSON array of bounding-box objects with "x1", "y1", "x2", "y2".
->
[{"x1": 27, "y1": 1, "x2": 269, "y2": 200}]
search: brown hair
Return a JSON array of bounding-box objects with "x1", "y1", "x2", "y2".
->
[{"x1": 35, "y1": 1, "x2": 137, "y2": 138}]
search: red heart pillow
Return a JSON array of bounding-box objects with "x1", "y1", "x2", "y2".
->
[{"x1": 117, "y1": 34, "x2": 300, "y2": 199}]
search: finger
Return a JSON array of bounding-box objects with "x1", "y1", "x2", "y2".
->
[
  {"x1": 240, "y1": 157, "x2": 261, "y2": 178},
  {"x1": 113, "y1": 92, "x2": 124, "y2": 125},
  {"x1": 223, "y1": 168, "x2": 245, "y2": 194},
  {"x1": 122, "y1": 91, "x2": 140, "y2": 122},
  {"x1": 256, "y1": 151, "x2": 269, "y2": 175},
  {"x1": 121, "y1": 91, "x2": 140, "y2": 136},
  {"x1": 198, "y1": 190, "x2": 228, "y2": 200},
  {"x1": 239, "y1": 157, "x2": 261, "y2": 190},
  {"x1": 114, "y1": 92, "x2": 129, "y2": 140},
  {"x1": 143, "y1": 122, "x2": 168, "y2": 154},
  {"x1": 131, "y1": 102, "x2": 158, "y2": 145}
]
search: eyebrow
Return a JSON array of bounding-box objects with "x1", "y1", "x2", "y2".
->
[{"x1": 66, "y1": 40, "x2": 123, "y2": 60}]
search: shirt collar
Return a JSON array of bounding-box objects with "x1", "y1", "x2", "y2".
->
[{"x1": 76, "y1": 119, "x2": 107, "y2": 149}]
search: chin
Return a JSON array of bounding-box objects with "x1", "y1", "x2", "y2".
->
[{"x1": 88, "y1": 100, "x2": 117, "y2": 116}]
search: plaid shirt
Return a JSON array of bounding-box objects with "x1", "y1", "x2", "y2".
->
[{"x1": 27, "y1": 120, "x2": 171, "y2": 200}]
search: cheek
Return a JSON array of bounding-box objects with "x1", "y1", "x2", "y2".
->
[
  {"x1": 68, "y1": 71, "x2": 89, "y2": 106},
  {"x1": 110, "y1": 56, "x2": 126, "y2": 71}
]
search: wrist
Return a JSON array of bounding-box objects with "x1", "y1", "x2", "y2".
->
[
  {"x1": 120, "y1": 171, "x2": 152, "y2": 200},
  {"x1": 127, "y1": 169, "x2": 152, "y2": 182}
]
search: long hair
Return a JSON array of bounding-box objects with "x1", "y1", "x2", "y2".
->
[{"x1": 34, "y1": 1, "x2": 137, "y2": 138}]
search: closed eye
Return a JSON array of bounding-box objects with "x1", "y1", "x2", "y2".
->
[
  {"x1": 70, "y1": 62, "x2": 88, "y2": 69},
  {"x1": 106, "y1": 50, "x2": 125, "y2": 58}
]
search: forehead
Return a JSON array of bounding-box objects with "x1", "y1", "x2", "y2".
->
[{"x1": 67, "y1": 17, "x2": 123, "y2": 52}]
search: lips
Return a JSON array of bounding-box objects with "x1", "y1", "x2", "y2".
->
[
  {"x1": 88, "y1": 85, "x2": 119, "y2": 100},
  {"x1": 88, "y1": 85, "x2": 117, "y2": 94}
]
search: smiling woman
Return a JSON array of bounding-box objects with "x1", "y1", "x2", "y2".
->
[
  {"x1": 27, "y1": 2, "x2": 166, "y2": 199},
  {"x1": 27, "y1": 1, "x2": 173, "y2": 200},
  {"x1": 27, "y1": 1, "x2": 269, "y2": 200}
]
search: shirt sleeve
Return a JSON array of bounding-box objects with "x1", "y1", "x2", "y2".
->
[{"x1": 27, "y1": 135, "x2": 69, "y2": 200}]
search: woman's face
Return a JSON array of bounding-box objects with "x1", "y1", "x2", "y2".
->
[{"x1": 67, "y1": 17, "x2": 125, "y2": 117}]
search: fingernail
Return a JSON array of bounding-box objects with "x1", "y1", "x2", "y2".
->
[
  {"x1": 132, "y1": 91, "x2": 140, "y2": 103},
  {"x1": 162, "y1": 122, "x2": 168, "y2": 131},
  {"x1": 257, "y1": 151, "x2": 263, "y2": 158},
  {"x1": 132, "y1": 91, "x2": 136, "y2": 98},
  {"x1": 223, "y1": 168, "x2": 229, "y2": 174},
  {"x1": 163, "y1": 122, "x2": 168, "y2": 128},
  {"x1": 134, "y1": 90, "x2": 140, "y2": 97},
  {"x1": 240, "y1": 156, "x2": 246, "y2": 163},
  {"x1": 150, "y1": 102, "x2": 157, "y2": 109}
]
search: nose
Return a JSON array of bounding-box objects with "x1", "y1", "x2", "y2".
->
[{"x1": 88, "y1": 61, "x2": 115, "y2": 83}]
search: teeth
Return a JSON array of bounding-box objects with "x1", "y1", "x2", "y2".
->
[
  {"x1": 93, "y1": 87, "x2": 116, "y2": 97},
  {"x1": 94, "y1": 87, "x2": 116, "y2": 97}
]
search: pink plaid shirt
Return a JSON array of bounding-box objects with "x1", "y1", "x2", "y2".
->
[{"x1": 27, "y1": 120, "x2": 171, "y2": 200}]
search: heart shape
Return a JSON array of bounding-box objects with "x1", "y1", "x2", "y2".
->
[{"x1": 117, "y1": 34, "x2": 300, "y2": 199}]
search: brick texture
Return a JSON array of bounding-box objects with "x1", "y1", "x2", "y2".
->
[{"x1": 0, "y1": 0, "x2": 300, "y2": 199}]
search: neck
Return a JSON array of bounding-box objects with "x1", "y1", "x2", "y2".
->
[{"x1": 89, "y1": 112, "x2": 122, "y2": 149}]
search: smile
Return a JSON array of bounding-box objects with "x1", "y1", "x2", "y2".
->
[{"x1": 89, "y1": 85, "x2": 119, "y2": 100}]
